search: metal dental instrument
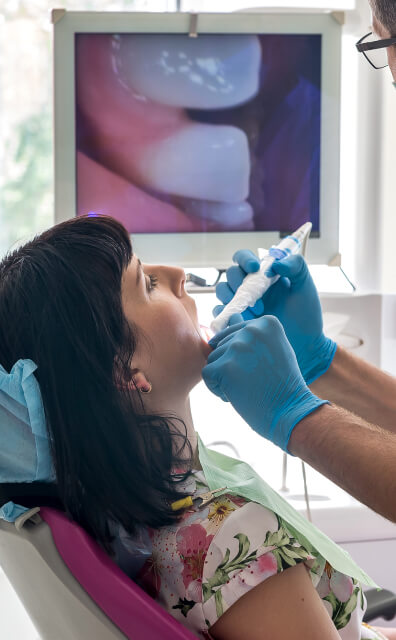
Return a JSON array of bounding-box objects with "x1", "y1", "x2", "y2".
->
[{"x1": 171, "y1": 486, "x2": 227, "y2": 512}]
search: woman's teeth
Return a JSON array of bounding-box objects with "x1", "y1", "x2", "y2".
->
[
  {"x1": 183, "y1": 198, "x2": 254, "y2": 228},
  {"x1": 113, "y1": 34, "x2": 261, "y2": 110},
  {"x1": 135, "y1": 123, "x2": 250, "y2": 202}
]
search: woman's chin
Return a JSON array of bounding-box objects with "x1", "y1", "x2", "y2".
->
[
  {"x1": 198, "y1": 325, "x2": 214, "y2": 357},
  {"x1": 199, "y1": 324, "x2": 214, "y2": 342},
  {"x1": 201, "y1": 339, "x2": 213, "y2": 359}
]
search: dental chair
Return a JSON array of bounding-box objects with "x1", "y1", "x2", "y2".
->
[
  {"x1": 0, "y1": 502, "x2": 395, "y2": 640},
  {"x1": 0, "y1": 504, "x2": 197, "y2": 640}
]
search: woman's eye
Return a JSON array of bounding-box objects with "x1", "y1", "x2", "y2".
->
[{"x1": 146, "y1": 274, "x2": 158, "y2": 292}]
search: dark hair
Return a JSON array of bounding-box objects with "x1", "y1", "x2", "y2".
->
[
  {"x1": 371, "y1": 0, "x2": 396, "y2": 36},
  {"x1": 0, "y1": 215, "x2": 192, "y2": 552}
]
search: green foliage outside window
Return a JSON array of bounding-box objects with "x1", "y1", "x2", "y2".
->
[{"x1": 1, "y1": 108, "x2": 53, "y2": 255}]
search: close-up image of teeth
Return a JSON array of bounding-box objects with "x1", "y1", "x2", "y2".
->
[{"x1": 75, "y1": 32, "x2": 321, "y2": 234}]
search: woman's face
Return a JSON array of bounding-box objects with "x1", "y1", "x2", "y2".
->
[{"x1": 121, "y1": 256, "x2": 211, "y2": 398}]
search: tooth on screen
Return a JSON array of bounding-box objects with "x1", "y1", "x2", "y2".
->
[
  {"x1": 113, "y1": 34, "x2": 261, "y2": 110},
  {"x1": 184, "y1": 199, "x2": 254, "y2": 227},
  {"x1": 135, "y1": 123, "x2": 250, "y2": 203}
]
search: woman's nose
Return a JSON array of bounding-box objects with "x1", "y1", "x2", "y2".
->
[
  {"x1": 166, "y1": 265, "x2": 186, "y2": 298},
  {"x1": 144, "y1": 264, "x2": 185, "y2": 297}
]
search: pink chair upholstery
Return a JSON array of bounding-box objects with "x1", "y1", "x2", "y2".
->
[{"x1": 40, "y1": 507, "x2": 197, "y2": 640}]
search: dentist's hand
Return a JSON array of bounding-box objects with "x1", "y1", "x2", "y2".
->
[
  {"x1": 214, "y1": 251, "x2": 337, "y2": 384},
  {"x1": 202, "y1": 316, "x2": 329, "y2": 452}
]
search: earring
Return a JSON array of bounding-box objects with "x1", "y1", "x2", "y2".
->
[{"x1": 139, "y1": 382, "x2": 152, "y2": 394}]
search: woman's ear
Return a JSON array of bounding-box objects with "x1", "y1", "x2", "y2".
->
[
  {"x1": 124, "y1": 369, "x2": 152, "y2": 393},
  {"x1": 131, "y1": 370, "x2": 152, "y2": 393}
]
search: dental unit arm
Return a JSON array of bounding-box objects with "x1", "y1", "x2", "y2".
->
[{"x1": 210, "y1": 222, "x2": 312, "y2": 334}]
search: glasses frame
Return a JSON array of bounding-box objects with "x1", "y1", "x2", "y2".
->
[{"x1": 356, "y1": 31, "x2": 396, "y2": 69}]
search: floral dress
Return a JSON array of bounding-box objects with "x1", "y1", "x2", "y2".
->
[{"x1": 128, "y1": 470, "x2": 387, "y2": 640}]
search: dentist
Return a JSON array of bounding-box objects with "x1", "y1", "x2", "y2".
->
[{"x1": 202, "y1": 4, "x2": 396, "y2": 524}]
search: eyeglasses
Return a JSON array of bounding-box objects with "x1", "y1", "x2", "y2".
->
[{"x1": 356, "y1": 32, "x2": 396, "y2": 69}]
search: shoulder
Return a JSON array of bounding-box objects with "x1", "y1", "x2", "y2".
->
[
  {"x1": 201, "y1": 498, "x2": 319, "y2": 626},
  {"x1": 209, "y1": 562, "x2": 341, "y2": 640}
]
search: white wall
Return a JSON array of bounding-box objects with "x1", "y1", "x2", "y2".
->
[
  {"x1": 379, "y1": 76, "x2": 396, "y2": 293},
  {"x1": 338, "y1": 0, "x2": 384, "y2": 291}
]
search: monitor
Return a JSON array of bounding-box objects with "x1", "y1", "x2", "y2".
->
[{"x1": 53, "y1": 10, "x2": 342, "y2": 267}]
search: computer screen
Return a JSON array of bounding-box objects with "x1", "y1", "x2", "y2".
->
[{"x1": 54, "y1": 12, "x2": 341, "y2": 266}]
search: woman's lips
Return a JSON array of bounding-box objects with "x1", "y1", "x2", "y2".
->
[
  {"x1": 77, "y1": 152, "x2": 201, "y2": 232},
  {"x1": 199, "y1": 324, "x2": 214, "y2": 343},
  {"x1": 77, "y1": 152, "x2": 249, "y2": 232}
]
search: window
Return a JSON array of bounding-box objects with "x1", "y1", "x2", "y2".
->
[{"x1": 0, "y1": 0, "x2": 174, "y2": 258}]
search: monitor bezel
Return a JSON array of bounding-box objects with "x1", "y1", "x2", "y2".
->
[{"x1": 53, "y1": 10, "x2": 342, "y2": 267}]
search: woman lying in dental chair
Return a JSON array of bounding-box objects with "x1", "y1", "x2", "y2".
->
[{"x1": 0, "y1": 215, "x2": 395, "y2": 640}]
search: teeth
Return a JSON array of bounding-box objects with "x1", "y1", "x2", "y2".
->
[
  {"x1": 135, "y1": 123, "x2": 250, "y2": 202},
  {"x1": 134, "y1": 123, "x2": 250, "y2": 203},
  {"x1": 184, "y1": 199, "x2": 254, "y2": 228},
  {"x1": 113, "y1": 34, "x2": 261, "y2": 110}
]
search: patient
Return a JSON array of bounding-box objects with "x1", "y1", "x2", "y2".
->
[{"x1": 0, "y1": 215, "x2": 394, "y2": 640}]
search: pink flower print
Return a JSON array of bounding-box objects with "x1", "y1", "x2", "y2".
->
[
  {"x1": 228, "y1": 495, "x2": 248, "y2": 508},
  {"x1": 257, "y1": 551, "x2": 278, "y2": 576},
  {"x1": 239, "y1": 551, "x2": 278, "y2": 591},
  {"x1": 317, "y1": 563, "x2": 354, "y2": 602},
  {"x1": 137, "y1": 553, "x2": 162, "y2": 599},
  {"x1": 329, "y1": 570, "x2": 354, "y2": 602},
  {"x1": 221, "y1": 552, "x2": 278, "y2": 606},
  {"x1": 176, "y1": 523, "x2": 214, "y2": 597},
  {"x1": 317, "y1": 572, "x2": 331, "y2": 599},
  {"x1": 204, "y1": 540, "x2": 224, "y2": 576},
  {"x1": 186, "y1": 578, "x2": 203, "y2": 602}
]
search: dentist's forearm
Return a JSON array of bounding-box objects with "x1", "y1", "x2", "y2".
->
[
  {"x1": 289, "y1": 403, "x2": 396, "y2": 523},
  {"x1": 309, "y1": 345, "x2": 396, "y2": 435}
]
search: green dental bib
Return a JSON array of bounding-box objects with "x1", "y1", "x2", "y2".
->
[{"x1": 198, "y1": 434, "x2": 377, "y2": 587}]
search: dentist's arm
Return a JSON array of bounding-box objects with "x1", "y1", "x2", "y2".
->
[
  {"x1": 203, "y1": 316, "x2": 396, "y2": 524},
  {"x1": 202, "y1": 316, "x2": 329, "y2": 453},
  {"x1": 309, "y1": 344, "x2": 396, "y2": 436},
  {"x1": 289, "y1": 403, "x2": 396, "y2": 523}
]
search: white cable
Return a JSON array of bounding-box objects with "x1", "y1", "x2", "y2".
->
[{"x1": 301, "y1": 461, "x2": 312, "y2": 522}]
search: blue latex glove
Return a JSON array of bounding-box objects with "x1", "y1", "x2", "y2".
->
[
  {"x1": 202, "y1": 316, "x2": 329, "y2": 452},
  {"x1": 214, "y1": 251, "x2": 337, "y2": 385}
]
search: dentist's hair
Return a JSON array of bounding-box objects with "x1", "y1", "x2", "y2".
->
[
  {"x1": 0, "y1": 215, "x2": 191, "y2": 552},
  {"x1": 371, "y1": 0, "x2": 396, "y2": 35}
]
